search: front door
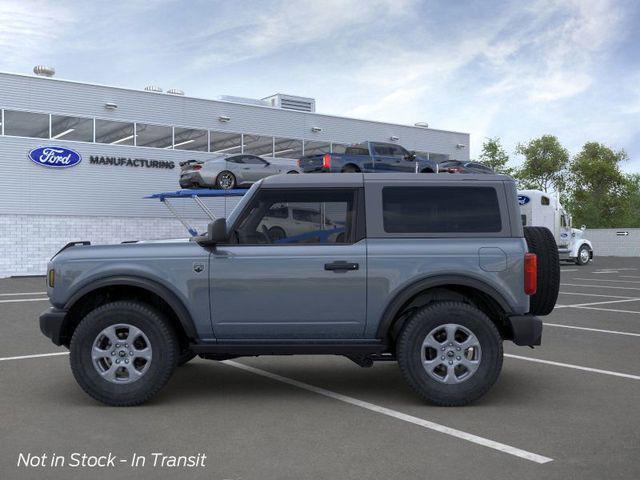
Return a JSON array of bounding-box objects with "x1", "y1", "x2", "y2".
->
[{"x1": 209, "y1": 187, "x2": 366, "y2": 339}]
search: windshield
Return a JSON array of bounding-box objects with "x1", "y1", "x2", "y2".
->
[{"x1": 226, "y1": 181, "x2": 261, "y2": 231}]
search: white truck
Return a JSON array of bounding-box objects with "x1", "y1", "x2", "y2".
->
[{"x1": 518, "y1": 190, "x2": 593, "y2": 265}]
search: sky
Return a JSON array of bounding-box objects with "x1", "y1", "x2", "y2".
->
[{"x1": 1, "y1": 0, "x2": 639, "y2": 170}]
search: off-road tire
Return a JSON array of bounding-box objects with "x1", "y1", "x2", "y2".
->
[
  {"x1": 576, "y1": 244, "x2": 591, "y2": 266},
  {"x1": 177, "y1": 349, "x2": 197, "y2": 366},
  {"x1": 397, "y1": 301, "x2": 503, "y2": 407},
  {"x1": 70, "y1": 301, "x2": 179, "y2": 406},
  {"x1": 524, "y1": 226, "x2": 560, "y2": 315}
]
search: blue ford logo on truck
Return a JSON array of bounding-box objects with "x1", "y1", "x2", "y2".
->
[
  {"x1": 518, "y1": 195, "x2": 530, "y2": 205},
  {"x1": 28, "y1": 146, "x2": 82, "y2": 168}
]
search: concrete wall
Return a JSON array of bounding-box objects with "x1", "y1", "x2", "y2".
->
[{"x1": 585, "y1": 228, "x2": 640, "y2": 257}]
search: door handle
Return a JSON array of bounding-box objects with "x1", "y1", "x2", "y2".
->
[{"x1": 324, "y1": 261, "x2": 359, "y2": 272}]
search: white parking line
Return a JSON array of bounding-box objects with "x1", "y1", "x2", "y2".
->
[
  {"x1": 558, "y1": 291, "x2": 636, "y2": 299},
  {"x1": 561, "y1": 268, "x2": 579, "y2": 272},
  {"x1": 544, "y1": 323, "x2": 640, "y2": 337},
  {"x1": 572, "y1": 278, "x2": 640, "y2": 284},
  {"x1": 505, "y1": 354, "x2": 640, "y2": 380},
  {"x1": 562, "y1": 283, "x2": 640, "y2": 291},
  {"x1": 0, "y1": 298, "x2": 49, "y2": 304},
  {"x1": 0, "y1": 292, "x2": 47, "y2": 296},
  {"x1": 0, "y1": 352, "x2": 69, "y2": 362},
  {"x1": 572, "y1": 306, "x2": 640, "y2": 315},
  {"x1": 554, "y1": 298, "x2": 640, "y2": 309},
  {"x1": 222, "y1": 360, "x2": 553, "y2": 464}
]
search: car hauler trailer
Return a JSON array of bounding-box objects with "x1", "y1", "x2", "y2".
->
[{"x1": 518, "y1": 190, "x2": 593, "y2": 265}]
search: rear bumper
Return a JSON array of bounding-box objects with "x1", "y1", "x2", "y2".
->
[
  {"x1": 39, "y1": 307, "x2": 68, "y2": 346},
  {"x1": 507, "y1": 314, "x2": 542, "y2": 346}
]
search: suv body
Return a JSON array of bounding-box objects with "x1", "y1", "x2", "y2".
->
[
  {"x1": 298, "y1": 141, "x2": 438, "y2": 174},
  {"x1": 40, "y1": 173, "x2": 547, "y2": 406}
]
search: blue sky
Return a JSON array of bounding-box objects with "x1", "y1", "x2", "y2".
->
[{"x1": 1, "y1": 0, "x2": 639, "y2": 170}]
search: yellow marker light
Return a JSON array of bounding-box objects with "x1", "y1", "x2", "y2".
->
[{"x1": 48, "y1": 269, "x2": 55, "y2": 288}]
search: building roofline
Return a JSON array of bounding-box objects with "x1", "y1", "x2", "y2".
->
[{"x1": 0, "y1": 70, "x2": 470, "y2": 137}]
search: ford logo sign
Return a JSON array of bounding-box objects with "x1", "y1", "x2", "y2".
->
[
  {"x1": 518, "y1": 195, "x2": 530, "y2": 206},
  {"x1": 28, "y1": 146, "x2": 82, "y2": 168}
]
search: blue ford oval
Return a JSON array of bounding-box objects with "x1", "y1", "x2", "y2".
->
[
  {"x1": 518, "y1": 195, "x2": 530, "y2": 205},
  {"x1": 28, "y1": 146, "x2": 82, "y2": 168}
]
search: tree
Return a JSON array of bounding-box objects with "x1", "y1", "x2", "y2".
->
[
  {"x1": 514, "y1": 135, "x2": 569, "y2": 192},
  {"x1": 478, "y1": 137, "x2": 513, "y2": 175},
  {"x1": 567, "y1": 142, "x2": 632, "y2": 228}
]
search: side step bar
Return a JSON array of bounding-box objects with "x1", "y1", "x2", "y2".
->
[{"x1": 190, "y1": 340, "x2": 388, "y2": 357}]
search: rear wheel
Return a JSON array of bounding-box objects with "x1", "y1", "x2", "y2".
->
[
  {"x1": 341, "y1": 165, "x2": 359, "y2": 173},
  {"x1": 69, "y1": 301, "x2": 179, "y2": 406},
  {"x1": 268, "y1": 226, "x2": 287, "y2": 242},
  {"x1": 286, "y1": 170, "x2": 299, "y2": 174},
  {"x1": 576, "y1": 245, "x2": 591, "y2": 266},
  {"x1": 216, "y1": 171, "x2": 236, "y2": 190},
  {"x1": 397, "y1": 302, "x2": 503, "y2": 406},
  {"x1": 524, "y1": 226, "x2": 560, "y2": 315}
]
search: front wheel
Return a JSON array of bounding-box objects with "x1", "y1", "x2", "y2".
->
[
  {"x1": 69, "y1": 301, "x2": 179, "y2": 406},
  {"x1": 576, "y1": 245, "x2": 591, "y2": 265},
  {"x1": 396, "y1": 302, "x2": 503, "y2": 406}
]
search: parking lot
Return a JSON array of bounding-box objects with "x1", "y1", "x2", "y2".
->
[{"x1": 1, "y1": 257, "x2": 639, "y2": 480}]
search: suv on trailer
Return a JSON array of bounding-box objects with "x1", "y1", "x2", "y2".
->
[{"x1": 39, "y1": 173, "x2": 560, "y2": 406}]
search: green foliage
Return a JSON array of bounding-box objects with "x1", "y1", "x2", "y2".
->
[
  {"x1": 478, "y1": 137, "x2": 513, "y2": 175},
  {"x1": 514, "y1": 135, "x2": 569, "y2": 192},
  {"x1": 566, "y1": 143, "x2": 638, "y2": 228}
]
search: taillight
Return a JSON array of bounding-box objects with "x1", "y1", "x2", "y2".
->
[
  {"x1": 322, "y1": 153, "x2": 331, "y2": 169},
  {"x1": 296, "y1": 159, "x2": 301, "y2": 167},
  {"x1": 446, "y1": 167, "x2": 462, "y2": 173},
  {"x1": 524, "y1": 253, "x2": 537, "y2": 295}
]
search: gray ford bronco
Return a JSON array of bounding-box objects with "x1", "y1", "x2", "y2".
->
[{"x1": 39, "y1": 173, "x2": 560, "y2": 406}]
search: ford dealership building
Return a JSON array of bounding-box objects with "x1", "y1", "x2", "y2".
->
[{"x1": 0, "y1": 70, "x2": 470, "y2": 277}]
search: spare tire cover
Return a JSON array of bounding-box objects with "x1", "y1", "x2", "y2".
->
[{"x1": 524, "y1": 226, "x2": 560, "y2": 316}]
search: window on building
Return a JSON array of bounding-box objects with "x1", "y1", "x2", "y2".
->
[
  {"x1": 3, "y1": 110, "x2": 49, "y2": 138},
  {"x1": 303, "y1": 140, "x2": 331, "y2": 156},
  {"x1": 331, "y1": 143, "x2": 348, "y2": 154},
  {"x1": 50, "y1": 115, "x2": 93, "y2": 142},
  {"x1": 95, "y1": 119, "x2": 135, "y2": 145},
  {"x1": 273, "y1": 137, "x2": 303, "y2": 158},
  {"x1": 173, "y1": 127, "x2": 208, "y2": 151},
  {"x1": 135, "y1": 123, "x2": 172, "y2": 148},
  {"x1": 234, "y1": 189, "x2": 355, "y2": 244},
  {"x1": 243, "y1": 135, "x2": 274, "y2": 156},
  {"x1": 382, "y1": 187, "x2": 502, "y2": 233},
  {"x1": 211, "y1": 131, "x2": 242, "y2": 154}
]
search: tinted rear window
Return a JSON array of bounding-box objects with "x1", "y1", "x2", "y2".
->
[{"x1": 382, "y1": 186, "x2": 502, "y2": 233}]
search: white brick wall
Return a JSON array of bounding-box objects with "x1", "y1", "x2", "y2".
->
[
  {"x1": 0, "y1": 214, "x2": 212, "y2": 278},
  {"x1": 585, "y1": 228, "x2": 640, "y2": 257}
]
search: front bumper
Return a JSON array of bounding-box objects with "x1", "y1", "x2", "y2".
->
[
  {"x1": 39, "y1": 307, "x2": 68, "y2": 346},
  {"x1": 507, "y1": 314, "x2": 542, "y2": 346}
]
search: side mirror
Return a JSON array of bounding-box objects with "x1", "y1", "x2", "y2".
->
[
  {"x1": 195, "y1": 218, "x2": 227, "y2": 245},
  {"x1": 404, "y1": 150, "x2": 416, "y2": 161}
]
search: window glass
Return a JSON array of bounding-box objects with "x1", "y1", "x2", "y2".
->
[
  {"x1": 541, "y1": 196, "x2": 550, "y2": 206},
  {"x1": 211, "y1": 131, "x2": 242, "y2": 154},
  {"x1": 521, "y1": 214, "x2": 527, "y2": 226},
  {"x1": 331, "y1": 143, "x2": 348, "y2": 154},
  {"x1": 4, "y1": 110, "x2": 49, "y2": 138},
  {"x1": 273, "y1": 137, "x2": 303, "y2": 158},
  {"x1": 382, "y1": 187, "x2": 502, "y2": 233},
  {"x1": 374, "y1": 144, "x2": 406, "y2": 157},
  {"x1": 173, "y1": 127, "x2": 208, "y2": 151},
  {"x1": 345, "y1": 146, "x2": 370, "y2": 156},
  {"x1": 95, "y1": 119, "x2": 135, "y2": 145},
  {"x1": 243, "y1": 135, "x2": 273, "y2": 156},
  {"x1": 50, "y1": 115, "x2": 93, "y2": 142},
  {"x1": 234, "y1": 189, "x2": 355, "y2": 245},
  {"x1": 561, "y1": 215, "x2": 567, "y2": 227},
  {"x1": 304, "y1": 140, "x2": 331, "y2": 156},
  {"x1": 242, "y1": 155, "x2": 267, "y2": 165},
  {"x1": 428, "y1": 153, "x2": 450, "y2": 163},
  {"x1": 135, "y1": 123, "x2": 172, "y2": 148},
  {"x1": 227, "y1": 155, "x2": 244, "y2": 164}
]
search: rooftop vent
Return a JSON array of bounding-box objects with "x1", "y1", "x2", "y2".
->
[
  {"x1": 262, "y1": 94, "x2": 316, "y2": 112},
  {"x1": 33, "y1": 65, "x2": 55, "y2": 77},
  {"x1": 167, "y1": 88, "x2": 185, "y2": 96},
  {"x1": 144, "y1": 85, "x2": 163, "y2": 93}
]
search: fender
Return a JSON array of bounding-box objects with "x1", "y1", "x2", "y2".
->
[
  {"x1": 375, "y1": 274, "x2": 512, "y2": 339},
  {"x1": 571, "y1": 239, "x2": 593, "y2": 258},
  {"x1": 64, "y1": 275, "x2": 197, "y2": 339}
]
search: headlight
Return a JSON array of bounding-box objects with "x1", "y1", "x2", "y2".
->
[{"x1": 48, "y1": 269, "x2": 55, "y2": 288}]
